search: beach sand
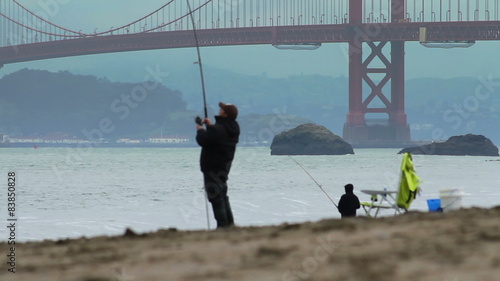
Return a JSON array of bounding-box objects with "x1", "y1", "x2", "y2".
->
[{"x1": 1, "y1": 207, "x2": 500, "y2": 281}]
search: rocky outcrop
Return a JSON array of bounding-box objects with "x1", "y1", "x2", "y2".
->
[
  {"x1": 270, "y1": 123, "x2": 354, "y2": 155},
  {"x1": 398, "y1": 134, "x2": 499, "y2": 156}
]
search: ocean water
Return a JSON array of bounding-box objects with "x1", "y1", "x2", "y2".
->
[{"x1": 1, "y1": 146, "x2": 499, "y2": 242}]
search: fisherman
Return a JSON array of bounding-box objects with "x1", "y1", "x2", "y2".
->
[
  {"x1": 196, "y1": 102, "x2": 240, "y2": 228},
  {"x1": 337, "y1": 183, "x2": 361, "y2": 218}
]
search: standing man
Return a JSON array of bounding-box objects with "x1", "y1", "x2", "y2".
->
[
  {"x1": 196, "y1": 102, "x2": 240, "y2": 228},
  {"x1": 337, "y1": 183, "x2": 361, "y2": 218}
]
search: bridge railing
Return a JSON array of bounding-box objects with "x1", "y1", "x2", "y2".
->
[
  {"x1": 365, "y1": 0, "x2": 500, "y2": 23},
  {"x1": 411, "y1": 0, "x2": 500, "y2": 23}
]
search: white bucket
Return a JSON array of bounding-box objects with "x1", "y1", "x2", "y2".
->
[{"x1": 439, "y1": 188, "x2": 464, "y2": 212}]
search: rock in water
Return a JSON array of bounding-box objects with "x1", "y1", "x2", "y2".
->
[
  {"x1": 398, "y1": 134, "x2": 499, "y2": 156},
  {"x1": 270, "y1": 123, "x2": 354, "y2": 155}
]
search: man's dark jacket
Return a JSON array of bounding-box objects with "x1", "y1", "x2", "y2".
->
[
  {"x1": 338, "y1": 189, "x2": 361, "y2": 217},
  {"x1": 196, "y1": 116, "x2": 240, "y2": 175}
]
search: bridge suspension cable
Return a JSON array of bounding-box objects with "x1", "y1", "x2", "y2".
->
[{"x1": 11, "y1": 0, "x2": 82, "y2": 35}]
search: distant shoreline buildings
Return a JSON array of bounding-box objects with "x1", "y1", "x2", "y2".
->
[
  {"x1": 0, "y1": 133, "x2": 193, "y2": 147},
  {"x1": 147, "y1": 135, "x2": 190, "y2": 144}
]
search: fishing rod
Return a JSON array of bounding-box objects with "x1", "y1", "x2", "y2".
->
[
  {"x1": 186, "y1": 0, "x2": 208, "y2": 121},
  {"x1": 187, "y1": 0, "x2": 210, "y2": 230},
  {"x1": 288, "y1": 156, "x2": 339, "y2": 209}
]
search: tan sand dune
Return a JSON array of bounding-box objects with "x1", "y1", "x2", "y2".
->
[{"x1": 1, "y1": 207, "x2": 500, "y2": 281}]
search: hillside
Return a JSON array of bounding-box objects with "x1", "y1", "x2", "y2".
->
[
  {"x1": 1, "y1": 69, "x2": 499, "y2": 143},
  {"x1": 169, "y1": 69, "x2": 500, "y2": 143},
  {"x1": 0, "y1": 69, "x2": 313, "y2": 141},
  {"x1": 0, "y1": 69, "x2": 191, "y2": 138}
]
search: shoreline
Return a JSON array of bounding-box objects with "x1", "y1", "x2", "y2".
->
[
  {"x1": 0, "y1": 140, "x2": 435, "y2": 149},
  {"x1": 0, "y1": 143, "x2": 271, "y2": 149},
  {"x1": 1, "y1": 207, "x2": 499, "y2": 281}
]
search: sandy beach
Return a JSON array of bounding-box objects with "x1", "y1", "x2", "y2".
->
[{"x1": 1, "y1": 207, "x2": 500, "y2": 281}]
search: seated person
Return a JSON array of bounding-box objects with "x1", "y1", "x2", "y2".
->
[{"x1": 337, "y1": 183, "x2": 360, "y2": 218}]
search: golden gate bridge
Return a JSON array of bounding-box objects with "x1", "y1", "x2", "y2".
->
[{"x1": 1, "y1": 0, "x2": 500, "y2": 145}]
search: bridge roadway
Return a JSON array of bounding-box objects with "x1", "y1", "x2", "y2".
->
[{"x1": 1, "y1": 21, "x2": 500, "y2": 67}]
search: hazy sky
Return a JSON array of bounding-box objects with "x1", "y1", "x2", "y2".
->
[{"x1": 1, "y1": 0, "x2": 499, "y2": 81}]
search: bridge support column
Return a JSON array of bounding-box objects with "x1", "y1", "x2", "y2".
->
[
  {"x1": 343, "y1": 34, "x2": 366, "y2": 141},
  {"x1": 343, "y1": 0, "x2": 410, "y2": 147},
  {"x1": 343, "y1": 41, "x2": 410, "y2": 147},
  {"x1": 390, "y1": 41, "x2": 410, "y2": 142},
  {"x1": 343, "y1": 0, "x2": 367, "y2": 141}
]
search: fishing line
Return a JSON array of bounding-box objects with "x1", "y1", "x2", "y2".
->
[
  {"x1": 187, "y1": 0, "x2": 210, "y2": 230},
  {"x1": 288, "y1": 156, "x2": 339, "y2": 209}
]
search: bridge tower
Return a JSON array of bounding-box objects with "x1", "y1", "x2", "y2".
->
[{"x1": 343, "y1": 0, "x2": 410, "y2": 147}]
